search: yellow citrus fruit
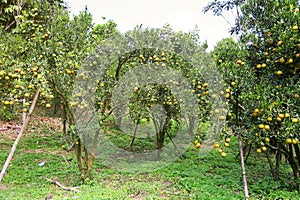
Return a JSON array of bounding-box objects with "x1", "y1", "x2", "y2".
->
[
  {"x1": 286, "y1": 138, "x2": 292, "y2": 144},
  {"x1": 214, "y1": 143, "x2": 220, "y2": 149},
  {"x1": 265, "y1": 137, "x2": 270, "y2": 143},
  {"x1": 276, "y1": 117, "x2": 282, "y2": 122},
  {"x1": 262, "y1": 146, "x2": 267, "y2": 151},
  {"x1": 256, "y1": 148, "x2": 262, "y2": 153},
  {"x1": 267, "y1": 117, "x2": 272, "y2": 121},
  {"x1": 221, "y1": 152, "x2": 227, "y2": 157},
  {"x1": 236, "y1": 60, "x2": 242, "y2": 65},
  {"x1": 292, "y1": 118, "x2": 298, "y2": 123},
  {"x1": 278, "y1": 114, "x2": 284, "y2": 119},
  {"x1": 292, "y1": 139, "x2": 298, "y2": 144},
  {"x1": 258, "y1": 124, "x2": 265, "y2": 129},
  {"x1": 225, "y1": 138, "x2": 231, "y2": 143},
  {"x1": 276, "y1": 70, "x2": 283, "y2": 75},
  {"x1": 287, "y1": 58, "x2": 293, "y2": 64},
  {"x1": 264, "y1": 125, "x2": 270, "y2": 130},
  {"x1": 256, "y1": 64, "x2": 262, "y2": 69},
  {"x1": 224, "y1": 142, "x2": 229, "y2": 147}
]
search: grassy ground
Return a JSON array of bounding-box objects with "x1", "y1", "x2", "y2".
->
[{"x1": 0, "y1": 115, "x2": 299, "y2": 200}]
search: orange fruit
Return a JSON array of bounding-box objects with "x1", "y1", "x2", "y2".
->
[
  {"x1": 221, "y1": 152, "x2": 227, "y2": 157},
  {"x1": 256, "y1": 148, "x2": 262, "y2": 153}
]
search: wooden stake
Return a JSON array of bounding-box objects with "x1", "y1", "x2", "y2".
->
[{"x1": 0, "y1": 88, "x2": 40, "y2": 182}]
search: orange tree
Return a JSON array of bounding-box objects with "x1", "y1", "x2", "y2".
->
[
  {"x1": 71, "y1": 25, "x2": 227, "y2": 175},
  {"x1": 207, "y1": 0, "x2": 300, "y2": 193},
  {"x1": 0, "y1": 0, "x2": 119, "y2": 180},
  {"x1": 240, "y1": 0, "x2": 300, "y2": 187}
]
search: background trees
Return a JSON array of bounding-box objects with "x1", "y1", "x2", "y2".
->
[
  {"x1": 0, "y1": 0, "x2": 300, "y2": 197},
  {"x1": 206, "y1": 0, "x2": 300, "y2": 194}
]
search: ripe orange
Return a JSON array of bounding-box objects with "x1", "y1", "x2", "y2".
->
[
  {"x1": 276, "y1": 70, "x2": 283, "y2": 75},
  {"x1": 225, "y1": 138, "x2": 231, "y2": 143},
  {"x1": 279, "y1": 57, "x2": 285, "y2": 63},
  {"x1": 292, "y1": 139, "x2": 298, "y2": 144},
  {"x1": 264, "y1": 125, "x2": 270, "y2": 130},
  {"x1": 221, "y1": 152, "x2": 227, "y2": 157},
  {"x1": 236, "y1": 60, "x2": 242, "y2": 65},
  {"x1": 286, "y1": 138, "x2": 292, "y2": 144},
  {"x1": 214, "y1": 143, "x2": 220, "y2": 149},
  {"x1": 256, "y1": 148, "x2": 262, "y2": 153},
  {"x1": 278, "y1": 114, "x2": 284, "y2": 119},
  {"x1": 287, "y1": 58, "x2": 293, "y2": 64},
  {"x1": 256, "y1": 64, "x2": 262, "y2": 69},
  {"x1": 258, "y1": 124, "x2": 265, "y2": 129}
]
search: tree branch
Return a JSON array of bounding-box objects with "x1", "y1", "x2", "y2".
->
[{"x1": 45, "y1": 177, "x2": 80, "y2": 193}]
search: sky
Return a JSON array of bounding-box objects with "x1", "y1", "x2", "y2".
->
[{"x1": 65, "y1": 0, "x2": 236, "y2": 51}]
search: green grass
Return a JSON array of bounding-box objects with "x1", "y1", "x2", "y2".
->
[{"x1": 0, "y1": 116, "x2": 299, "y2": 199}]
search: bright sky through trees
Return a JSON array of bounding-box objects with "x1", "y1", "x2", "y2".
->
[{"x1": 66, "y1": 0, "x2": 235, "y2": 50}]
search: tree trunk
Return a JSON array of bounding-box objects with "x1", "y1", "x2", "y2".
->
[{"x1": 265, "y1": 151, "x2": 276, "y2": 178}]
